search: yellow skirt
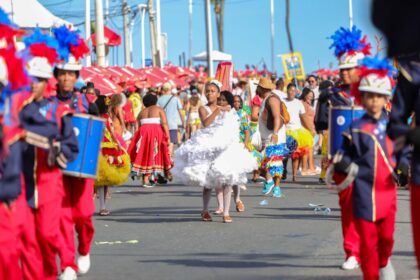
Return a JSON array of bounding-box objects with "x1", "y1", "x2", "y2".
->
[
  {"x1": 286, "y1": 127, "x2": 314, "y2": 158},
  {"x1": 95, "y1": 152, "x2": 131, "y2": 187}
]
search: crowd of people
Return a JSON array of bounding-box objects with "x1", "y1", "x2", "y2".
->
[{"x1": 1, "y1": 5, "x2": 420, "y2": 280}]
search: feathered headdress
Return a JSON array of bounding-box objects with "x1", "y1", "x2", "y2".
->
[
  {"x1": 52, "y1": 25, "x2": 89, "y2": 63},
  {"x1": 329, "y1": 26, "x2": 371, "y2": 69},
  {"x1": 24, "y1": 28, "x2": 59, "y2": 65},
  {"x1": 0, "y1": 8, "x2": 24, "y2": 46},
  {"x1": 352, "y1": 56, "x2": 396, "y2": 103}
]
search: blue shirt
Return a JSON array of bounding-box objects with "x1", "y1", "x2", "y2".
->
[{"x1": 157, "y1": 95, "x2": 182, "y2": 130}]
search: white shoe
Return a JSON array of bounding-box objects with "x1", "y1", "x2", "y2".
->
[
  {"x1": 341, "y1": 256, "x2": 359, "y2": 270},
  {"x1": 380, "y1": 260, "x2": 396, "y2": 280},
  {"x1": 77, "y1": 253, "x2": 91, "y2": 275},
  {"x1": 60, "y1": 267, "x2": 77, "y2": 280},
  {"x1": 239, "y1": 185, "x2": 247, "y2": 191}
]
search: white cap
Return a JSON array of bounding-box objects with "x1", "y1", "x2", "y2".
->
[
  {"x1": 358, "y1": 73, "x2": 392, "y2": 96},
  {"x1": 0, "y1": 57, "x2": 8, "y2": 86},
  {"x1": 27, "y1": 57, "x2": 53, "y2": 79},
  {"x1": 55, "y1": 55, "x2": 82, "y2": 71},
  {"x1": 338, "y1": 52, "x2": 365, "y2": 70}
]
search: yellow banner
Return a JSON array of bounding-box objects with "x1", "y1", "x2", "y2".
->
[{"x1": 280, "y1": 52, "x2": 305, "y2": 81}]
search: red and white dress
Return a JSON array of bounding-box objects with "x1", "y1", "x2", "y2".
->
[{"x1": 128, "y1": 117, "x2": 172, "y2": 175}]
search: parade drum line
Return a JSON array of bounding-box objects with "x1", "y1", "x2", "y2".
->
[
  {"x1": 328, "y1": 106, "x2": 365, "y2": 158},
  {"x1": 63, "y1": 113, "x2": 105, "y2": 179}
]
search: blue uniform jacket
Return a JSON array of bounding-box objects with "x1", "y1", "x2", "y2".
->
[
  {"x1": 19, "y1": 98, "x2": 79, "y2": 208},
  {"x1": 339, "y1": 112, "x2": 402, "y2": 221}
]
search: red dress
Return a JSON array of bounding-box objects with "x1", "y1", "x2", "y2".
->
[{"x1": 128, "y1": 117, "x2": 172, "y2": 175}]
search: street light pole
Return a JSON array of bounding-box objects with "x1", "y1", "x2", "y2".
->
[
  {"x1": 270, "y1": 0, "x2": 275, "y2": 73},
  {"x1": 95, "y1": 0, "x2": 106, "y2": 66},
  {"x1": 122, "y1": 0, "x2": 131, "y2": 66},
  {"x1": 85, "y1": 0, "x2": 91, "y2": 66},
  {"x1": 138, "y1": 4, "x2": 147, "y2": 68},
  {"x1": 205, "y1": 0, "x2": 213, "y2": 77},
  {"x1": 348, "y1": 0, "x2": 353, "y2": 28},
  {"x1": 156, "y1": 0, "x2": 162, "y2": 67},
  {"x1": 188, "y1": 0, "x2": 193, "y2": 67}
]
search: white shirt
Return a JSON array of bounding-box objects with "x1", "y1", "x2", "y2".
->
[
  {"x1": 283, "y1": 98, "x2": 306, "y2": 130},
  {"x1": 272, "y1": 89, "x2": 287, "y2": 100}
]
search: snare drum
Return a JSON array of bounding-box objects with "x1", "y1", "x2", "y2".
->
[
  {"x1": 63, "y1": 114, "x2": 105, "y2": 178},
  {"x1": 328, "y1": 106, "x2": 365, "y2": 158}
]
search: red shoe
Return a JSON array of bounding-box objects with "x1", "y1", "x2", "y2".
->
[{"x1": 201, "y1": 211, "x2": 212, "y2": 222}]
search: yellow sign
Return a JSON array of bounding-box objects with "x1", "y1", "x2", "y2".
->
[{"x1": 280, "y1": 52, "x2": 306, "y2": 81}]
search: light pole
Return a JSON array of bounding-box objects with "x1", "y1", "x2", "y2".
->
[
  {"x1": 85, "y1": 0, "x2": 91, "y2": 66},
  {"x1": 155, "y1": 0, "x2": 162, "y2": 67},
  {"x1": 205, "y1": 0, "x2": 213, "y2": 77},
  {"x1": 188, "y1": 0, "x2": 193, "y2": 67},
  {"x1": 95, "y1": 0, "x2": 106, "y2": 66},
  {"x1": 138, "y1": 4, "x2": 147, "y2": 68},
  {"x1": 348, "y1": 0, "x2": 353, "y2": 28},
  {"x1": 270, "y1": 0, "x2": 275, "y2": 73}
]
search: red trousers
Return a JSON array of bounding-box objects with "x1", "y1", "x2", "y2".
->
[
  {"x1": 34, "y1": 199, "x2": 63, "y2": 280},
  {"x1": 338, "y1": 186, "x2": 360, "y2": 260},
  {"x1": 14, "y1": 191, "x2": 44, "y2": 280},
  {"x1": 0, "y1": 203, "x2": 21, "y2": 280},
  {"x1": 411, "y1": 184, "x2": 420, "y2": 276},
  {"x1": 60, "y1": 176, "x2": 95, "y2": 272},
  {"x1": 355, "y1": 214, "x2": 395, "y2": 280}
]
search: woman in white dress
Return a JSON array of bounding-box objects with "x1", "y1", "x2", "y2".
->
[{"x1": 173, "y1": 80, "x2": 257, "y2": 223}]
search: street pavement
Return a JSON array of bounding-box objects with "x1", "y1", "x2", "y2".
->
[{"x1": 84, "y1": 173, "x2": 418, "y2": 280}]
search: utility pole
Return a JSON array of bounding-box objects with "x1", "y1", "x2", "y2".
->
[
  {"x1": 105, "y1": 0, "x2": 109, "y2": 23},
  {"x1": 95, "y1": 0, "x2": 106, "y2": 66},
  {"x1": 138, "y1": 4, "x2": 147, "y2": 68},
  {"x1": 270, "y1": 0, "x2": 275, "y2": 73},
  {"x1": 348, "y1": 0, "x2": 353, "y2": 28},
  {"x1": 122, "y1": 0, "x2": 131, "y2": 66},
  {"x1": 205, "y1": 0, "x2": 213, "y2": 76},
  {"x1": 148, "y1": 0, "x2": 159, "y2": 67},
  {"x1": 188, "y1": 0, "x2": 193, "y2": 67},
  {"x1": 156, "y1": 0, "x2": 162, "y2": 67},
  {"x1": 85, "y1": 0, "x2": 91, "y2": 66},
  {"x1": 128, "y1": 9, "x2": 139, "y2": 68}
]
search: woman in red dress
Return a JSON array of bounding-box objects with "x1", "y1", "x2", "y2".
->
[{"x1": 128, "y1": 94, "x2": 172, "y2": 187}]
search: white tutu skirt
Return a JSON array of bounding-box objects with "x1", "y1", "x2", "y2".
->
[{"x1": 173, "y1": 110, "x2": 257, "y2": 188}]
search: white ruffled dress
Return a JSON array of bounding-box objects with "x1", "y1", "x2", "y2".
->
[{"x1": 173, "y1": 106, "x2": 257, "y2": 188}]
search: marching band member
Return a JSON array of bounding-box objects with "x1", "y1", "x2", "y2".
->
[
  {"x1": 50, "y1": 26, "x2": 95, "y2": 280},
  {"x1": 330, "y1": 57, "x2": 405, "y2": 280},
  {"x1": 19, "y1": 28, "x2": 79, "y2": 280},
  {"x1": 372, "y1": 1, "x2": 420, "y2": 276},
  {"x1": 322, "y1": 26, "x2": 371, "y2": 270}
]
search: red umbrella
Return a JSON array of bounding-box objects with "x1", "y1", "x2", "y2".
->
[{"x1": 91, "y1": 26, "x2": 122, "y2": 46}]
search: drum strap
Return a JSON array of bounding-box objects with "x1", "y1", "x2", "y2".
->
[{"x1": 163, "y1": 96, "x2": 175, "y2": 110}]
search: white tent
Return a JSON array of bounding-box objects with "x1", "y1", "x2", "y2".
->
[
  {"x1": 0, "y1": 0, "x2": 72, "y2": 28},
  {"x1": 192, "y1": 50, "x2": 232, "y2": 62}
]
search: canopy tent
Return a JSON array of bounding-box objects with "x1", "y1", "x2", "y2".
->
[
  {"x1": 0, "y1": 0, "x2": 72, "y2": 28},
  {"x1": 91, "y1": 26, "x2": 121, "y2": 47},
  {"x1": 192, "y1": 50, "x2": 232, "y2": 62}
]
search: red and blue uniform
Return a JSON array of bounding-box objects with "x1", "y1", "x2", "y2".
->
[
  {"x1": 19, "y1": 97, "x2": 78, "y2": 280},
  {"x1": 52, "y1": 91, "x2": 98, "y2": 273},
  {"x1": 316, "y1": 84, "x2": 360, "y2": 262},
  {"x1": 337, "y1": 111, "x2": 405, "y2": 279}
]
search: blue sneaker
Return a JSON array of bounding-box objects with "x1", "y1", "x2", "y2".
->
[
  {"x1": 272, "y1": 186, "x2": 282, "y2": 198},
  {"x1": 262, "y1": 181, "x2": 275, "y2": 195}
]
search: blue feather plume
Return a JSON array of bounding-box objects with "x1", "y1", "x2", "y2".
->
[
  {"x1": 329, "y1": 26, "x2": 364, "y2": 57},
  {"x1": 23, "y1": 28, "x2": 59, "y2": 50},
  {"x1": 0, "y1": 8, "x2": 14, "y2": 26},
  {"x1": 359, "y1": 56, "x2": 396, "y2": 76},
  {"x1": 52, "y1": 26, "x2": 81, "y2": 61}
]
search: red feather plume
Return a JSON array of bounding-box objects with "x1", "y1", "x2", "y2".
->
[
  {"x1": 29, "y1": 43, "x2": 58, "y2": 64},
  {"x1": 69, "y1": 38, "x2": 90, "y2": 60},
  {"x1": 0, "y1": 47, "x2": 30, "y2": 91}
]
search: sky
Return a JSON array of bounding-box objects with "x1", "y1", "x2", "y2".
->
[{"x1": 40, "y1": 0, "x2": 382, "y2": 74}]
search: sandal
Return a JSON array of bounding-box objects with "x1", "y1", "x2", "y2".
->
[
  {"x1": 236, "y1": 200, "x2": 245, "y2": 212},
  {"x1": 201, "y1": 211, "x2": 212, "y2": 222},
  {"x1": 223, "y1": 215, "x2": 233, "y2": 223},
  {"x1": 213, "y1": 208, "x2": 224, "y2": 215},
  {"x1": 99, "y1": 209, "x2": 110, "y2": 216}
]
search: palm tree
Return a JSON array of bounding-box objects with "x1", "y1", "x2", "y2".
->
[{"x1": 211, "y1": 0, "x2": 225, "y2": 52}]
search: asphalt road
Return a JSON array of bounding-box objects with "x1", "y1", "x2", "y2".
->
[{"x1": 82, "y1": 173, "x2": 418, "y2": 280}]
